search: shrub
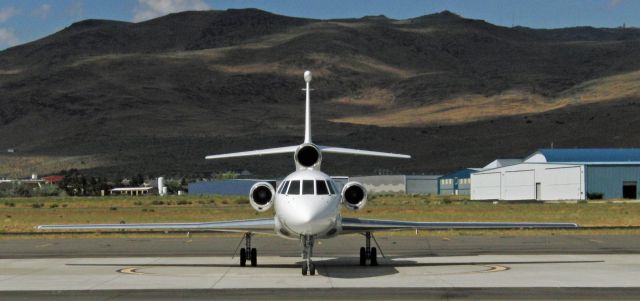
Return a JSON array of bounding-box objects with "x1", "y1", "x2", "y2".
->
[
  {"x1": 49, "y1": 204, "x2": 59, "y2": 208},
  {"x1": 235, "y1": 198, "x2": 249, "y2": 205},
  {"x1": 36, "y1": 184, "x2": 63, "y2": 197},
  {"x1": 31, "y1": 203, "x2": 43, "y2": 208}
]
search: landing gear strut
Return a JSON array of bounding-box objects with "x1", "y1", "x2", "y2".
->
[
  {"x1": 240, "y1": 232, "x2": 257, "y2": 267},
  {"x1": 359, "y1": 232, "x2": 378, "y2": 266},
  {"x1": 301, "y1": 235, "x2": 316, "y2": 276}
]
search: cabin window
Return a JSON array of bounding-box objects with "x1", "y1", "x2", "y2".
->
[
  {"x1": 287, "y1": 180, "x2": 300, "y2": 195},
  {"x1": 327, "y1": 180, "x2": 336, "y2": 195},
  {"x1": 316, "y1": 180, "x2": 329, "y2": 195},
  {"x1": 279, "y1": 181, "x2": 289, "y2": 194},
  {"x1": 302, "y1": 180, "x2": 315, "y2": 195}
]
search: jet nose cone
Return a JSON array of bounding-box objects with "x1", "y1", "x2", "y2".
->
[
  {"x1": 290, "y1": 209, "x2": 316, "y2": 226},
  {"x1": 283, "y1": 200, "x2": 336, "y2": 235}
]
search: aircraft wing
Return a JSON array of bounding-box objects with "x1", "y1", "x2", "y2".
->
[
  {"x1": 38, "y1": 218, "x2": 276, "y2": 234},
  {"x1": 319, "y1": 146, "x2": 410, "y2": 159},
  {"x1": 205, "y1": 146, "x2": 298, "y2": 160},
  {"x1": 340, "y1": 218, "x2": 578, "y2": 233}
]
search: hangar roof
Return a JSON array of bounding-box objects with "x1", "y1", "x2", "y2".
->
[
  {"x1": 440, "y1": 168, "x2": 481, "y2": 179},
  {"x1": 525, "y1": 148, "x2": 640, "y2": 164},
  {"x1": 482, "y1": 159, "x2": 523, "y2": 169}
]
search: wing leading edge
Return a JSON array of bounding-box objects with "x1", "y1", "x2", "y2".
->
[
  {"x1": 38, "y1": 218, "x2": 276, "y2": 234},
  {"x1": 205, "y1": 146, "x2": 298, "y2": 160},
  {"x1": 341, "y1": 217, "x2": 578, "y2": 233},
  {"x1": 319, "y1": 146, "x2": 410, "y2": 159}
]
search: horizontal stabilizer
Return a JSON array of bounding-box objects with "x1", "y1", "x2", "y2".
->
[
  {"x1": 319, "y1": 146, "x2": 410, "y2": 159},
  {"x1": 205, "y1": 146, "x2": 298, "y2": 160},
  {"x1": 341, "y1": 218, "x2": 578, "y2": 233},
  {"x1": 38, "y1": 218, "x2": 276, "y2": 234}
]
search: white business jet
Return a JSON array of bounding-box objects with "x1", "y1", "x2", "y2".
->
[{"x1": 39, "y1": 71, "x2": 578, "y2": 275}]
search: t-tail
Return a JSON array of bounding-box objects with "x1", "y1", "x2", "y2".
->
[{"x1": 205, "y1": 70, "x2": 410, "y2": 170}]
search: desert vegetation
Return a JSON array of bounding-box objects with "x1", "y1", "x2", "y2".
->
[{"x1": 1, "y1": 195, "x2": 639, "y2": 236}]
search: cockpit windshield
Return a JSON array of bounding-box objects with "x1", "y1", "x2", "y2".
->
[
  {"x1": 316, "y1": 180, "x2": 329, "y2": 195},
  {"x1": 302, "y1": 180, "x2": 314, "y2": 195},
  {"x1": 281, "y1": 179, "x2": 335, "y2": 196},
  {"x1": 287, "y1": 180, "x2": 300, "y2": 195},
  {"x1": 278, "y1": 181, "x2": 289, "y2": 194}
]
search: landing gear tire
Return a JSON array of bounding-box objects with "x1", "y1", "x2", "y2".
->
[
  {"x1": 302, "y1": 261, "x2": 308, "y2": 276},
  {"x1": 370, "y1": 247, "x2": 378, "y2": 266},
  {"x1": 240, "y1": 248, "x2": 247, "y2": 267},
  {"x1": 250, "y1": 248, "x2": 257, "y2": 267},
  {"x1": 359, "y1": 247, "x2": 366, "y2": 266},
  {"x1": 309, "y1": 262, "x2": 316, "y2": 275}
]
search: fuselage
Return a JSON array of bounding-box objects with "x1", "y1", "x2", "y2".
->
[{"x1": 273, "y1": 169, "x2": 342, "y2": 239}]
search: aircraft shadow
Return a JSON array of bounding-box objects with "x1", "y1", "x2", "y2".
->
[{"x1": 66, "y1": 258, "x2": 603, "y2": 279}]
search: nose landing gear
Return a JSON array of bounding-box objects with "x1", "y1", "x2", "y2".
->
[
  {"x1": 359, "y1": 232, "x2": 378, "y2": 266},
  {"x1": 301, "y1": 235, "x2": 316, "y2": 276},
  {"x1": 239, "y1": 232, "x2": 257, "y2": 267}
]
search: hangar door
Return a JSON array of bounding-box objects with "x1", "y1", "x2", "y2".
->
[
  {"x1": 542, "y1": 166, "x2": 582, "y2": 200},
  {"x1": 471, "y1": 172, "x2": 501, "y2": 200},
  {"x1": 503, "y1": 170, "x2": 535, "y2": 200}
]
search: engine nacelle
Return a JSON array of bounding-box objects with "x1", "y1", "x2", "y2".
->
[
  {"x1": 295, "y1": 143, "x2": 322, "y2": 170},
  {"x1": 249, "y1": 182, "x2": 275, "y2": 212},
  {"x1": 341, "y1": 181, "x2": 367, "y2": 211}
]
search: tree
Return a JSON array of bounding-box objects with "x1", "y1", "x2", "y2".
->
[{"x1": 216, "y1": 171, "x2": 239, "y2": 180}]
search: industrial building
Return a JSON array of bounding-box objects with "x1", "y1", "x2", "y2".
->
[
  {"x1": 438, "y1": 169, "x2": 478, "y2": 196},
  {"x1": 471, "y1": 149, "x2": 640, "y2": 201},
  {"x1": 189, "y1": 180, "x2": 276, "y2": 196},
  {"x1": 350, "y1": 175, "x2": 441, "y2": 195}
]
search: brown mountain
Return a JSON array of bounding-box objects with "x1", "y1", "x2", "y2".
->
[{"x1": 1, "y1": 9, "x2": 640, "y2": 178}]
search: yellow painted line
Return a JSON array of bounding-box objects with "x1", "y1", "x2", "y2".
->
[
  {"x1": 589, "y1": 239, "x2": 604, "y2": 244},
  {"x1": 480, "y1": 265, "x2": 510, "y2": 273},
  {"x1": 35, "y1": 243, "x2": 52, "y2": 248},
  {"x1": 117, "y1": 267, "x2": 146, "y2": 275}
]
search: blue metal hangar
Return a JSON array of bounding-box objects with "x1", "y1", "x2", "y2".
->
[
  {"x1": 471, "y1": 149, "x2": 640, "y2": 201},
  {"x1": 438, "y1": 169, "x2": 477, "y2": 196}
]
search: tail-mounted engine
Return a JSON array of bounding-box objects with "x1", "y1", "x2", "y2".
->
[
  {"x1": 341, "y1": 181, "x2": 367, "y2": 211},
  {"x1": 294, "y1": 143, "x2": 322, "y2": 170},
  {"x1": 249, "y1": 182, "x2": 275, "y2": 212}
]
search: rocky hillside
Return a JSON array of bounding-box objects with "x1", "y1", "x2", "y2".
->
[{"x1": 1, "y1": 9, "x2": 640, "y2": 178}]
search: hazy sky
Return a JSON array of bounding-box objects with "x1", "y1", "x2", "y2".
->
[{"x1": 0, "y1": 0, "x2": 637, "y2": 50}]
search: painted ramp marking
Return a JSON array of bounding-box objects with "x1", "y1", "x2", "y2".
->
[
  {"x1": 480, "y1": 265, "x2": 510, "y2": 273},
  {"x1": 117, "y1": 267, "x2": 147, "y2": 275}
]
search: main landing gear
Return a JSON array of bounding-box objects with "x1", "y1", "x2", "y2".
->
[
  {"x1": 359, "y1": 232, "x2": 378, "y2": 266},
  {"x1": 239, "y1": 232, "x2": 257, "y2": 267},
  {"x1": 301, "y1": 235, "x2": 316, "y2": 276}
]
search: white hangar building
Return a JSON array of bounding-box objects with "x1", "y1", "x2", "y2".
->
[{"x1": 471, "y1": 149, "x2": 640, "y2": 201}]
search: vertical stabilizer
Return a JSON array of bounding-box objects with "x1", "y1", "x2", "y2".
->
[{"x1": 304, "y1": 70, "x2": 312, "y2": 143}]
